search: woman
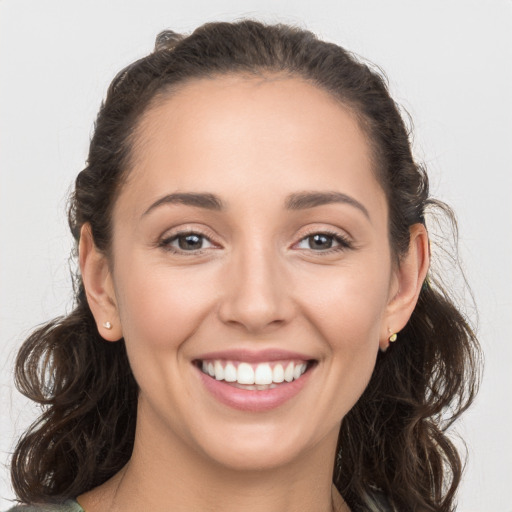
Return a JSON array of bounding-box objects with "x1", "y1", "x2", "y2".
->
[{"x1": 8, "y1": 19, "x2": 480, "y2": 512}]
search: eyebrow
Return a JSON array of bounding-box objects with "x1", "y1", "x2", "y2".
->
[
  {"x1": 285, "y1": 191, "x2": 370, "y2": 220},
  {"x1": 142, "y1": 192, "x2": 224, "y2": 217},
  {"x1": 142, "y1": 190, "x2": 370, "y2": 220}
]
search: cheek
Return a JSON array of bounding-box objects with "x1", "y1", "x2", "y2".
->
[
  {"x1": 297, "y1": 262, "x2": 391, "y2": 351},
  {"x1": 295, "y1": 263, "x2": 390, "y2": 418},
  {"x1": 113, "y1": 255, "x2": 216, "y2": 353}
]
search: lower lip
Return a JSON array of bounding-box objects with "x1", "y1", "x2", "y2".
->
[{"x1": 196, "y1": 365, "x2": 314, "y2": 412}]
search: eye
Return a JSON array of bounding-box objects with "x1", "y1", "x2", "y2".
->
[
  {"x1": 295, "y1": 232, "x2": 351, "y2": 252},
  {"x1": 160, "y1": 232, "x2": 215, "y2": 253}
]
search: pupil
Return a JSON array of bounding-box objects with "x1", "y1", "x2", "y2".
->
[
  {"x1": 310, "y1": 234, "x2": 332, "y2": 250},
  {"x1": 179, "y1": 234, "x2": 202, "y2": 250}
]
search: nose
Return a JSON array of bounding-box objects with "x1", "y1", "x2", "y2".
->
[{"x1": 217, "y1": 243, "x2": 295, "y2": 334}]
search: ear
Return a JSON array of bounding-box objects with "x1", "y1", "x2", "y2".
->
[
  {"x1": 379, "y1": 223, "x2": 430, "y2": 351},
  {"x1": 79, "y1": 224, "x2": 123, "y2": 341}
]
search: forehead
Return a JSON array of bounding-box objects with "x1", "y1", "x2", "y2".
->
[
  {"x1": 135, "y1": 74, "x2": 370, "y2": 160},
  {"x1": 119, "y1": 74, "x2": 386, "y2": 219}
]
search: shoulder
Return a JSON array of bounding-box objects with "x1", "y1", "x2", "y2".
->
[{"x1": 5, "y1": 500, "x2": 84, "y2": 512}]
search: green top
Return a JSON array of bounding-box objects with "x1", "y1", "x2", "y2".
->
[{"x1": 6, "y1": 500, "x2": 84, "y2": 512}]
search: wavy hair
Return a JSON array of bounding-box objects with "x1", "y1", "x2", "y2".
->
[{"x1": 11, "y1": 19, "x2": 481, "y2": 511}]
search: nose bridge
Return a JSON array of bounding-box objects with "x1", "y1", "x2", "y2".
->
[{"x1": 218, "y1": 233, "x2": 292, "y2": 332}]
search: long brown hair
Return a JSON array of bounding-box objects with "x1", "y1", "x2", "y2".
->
[{"x1": 11, "y1": 20, "x2": 481, "y2": 511}]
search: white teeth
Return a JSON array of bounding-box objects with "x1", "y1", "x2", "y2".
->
[
  {"x1": 224, "y1": 362, "x2": 237, "y2": 382},
  {"x1": 272, "y1": 364, "x2": 285, "y2": 383},
  {"x1": 214, "y1": 360, "x2": 224, "y2": 381},
  {"x1": 293, "y1": 363, "x2": 306, "y2": 380},
  {"x1": 200, "y1": 360, "x2": 309, "y2": 386},
  {"x1": 254, "y1": 363, "x2": 273, "y2": 385},
  {"x1": 237, "y1": 362, "x2": 255, "y2": 384},
  {"x1": 284, "y1": 362, "x2": 294, "y2": 382}
]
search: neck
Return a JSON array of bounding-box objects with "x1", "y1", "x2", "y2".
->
[{"x1": 78, "y1": 402, "x2": 349, "y2": 512}]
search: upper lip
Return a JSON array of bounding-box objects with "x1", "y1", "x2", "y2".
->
[{"x1": 194, "y1": 348, "x2": 316, "y2": 363}]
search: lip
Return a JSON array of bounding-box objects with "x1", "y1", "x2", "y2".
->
[
  {"x1": 194, "y1": 353, "x2": 316, "y2": 412},
  {"x1": 194, "y1": 348, "x2": 314, "y2": 363}
]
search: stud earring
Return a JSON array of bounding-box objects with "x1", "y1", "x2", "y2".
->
[
  {"x1": 388, "y1": 330, "x2": 397, "y2": 342},
  {"x1": 103, "y1": 321, "x2": 112, "y2": 330}
]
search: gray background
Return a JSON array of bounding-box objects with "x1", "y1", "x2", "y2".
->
[{"x1": 1, "y1": 0, "x2": 511, "y2": 510}]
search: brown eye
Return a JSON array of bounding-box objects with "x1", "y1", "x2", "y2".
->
[
  {"x1": 161, "y1": 232, "x2": 215, "y2": 252},
  {"x1": 295, "y1": 232, "x2": 352, "y2": 252},
  {"x1": 307, "y1": 234, "x2": 334, "y2": 250},
  {"x1": 178, "y1": 233, "x2": 204, "y2": 250}
]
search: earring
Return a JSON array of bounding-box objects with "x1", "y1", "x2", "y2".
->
[
  {"x1": 388, "y1": 330, "x2": 397, "y2": 342},
  {"x1": 103, "y1": 321, "x2": 112, "y2": 330}
]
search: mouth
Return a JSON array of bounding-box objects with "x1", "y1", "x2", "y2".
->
[{"x1": 194, "y1": 359, "x2": 316, "y2": 391}]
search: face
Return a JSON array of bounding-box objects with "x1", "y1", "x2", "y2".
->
[{"x1": 105, "y1": 75, "x2": 398, "y2": 471}]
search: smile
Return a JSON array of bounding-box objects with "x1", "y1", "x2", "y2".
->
[
  {"x1": 194, "y1": 352, "x2": 317, "y2": 411},
  {"x1": 198, "y1": 359, "x2": 310, "y2": 389}
]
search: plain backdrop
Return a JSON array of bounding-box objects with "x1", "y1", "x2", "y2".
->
[{"x1": 1, "y1": 1, "x2": 511, "y2": 510}]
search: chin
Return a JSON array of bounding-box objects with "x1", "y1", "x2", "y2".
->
[
  {"x1": 204, "y1": 442, "x2": 307, "y2": 472},
  {"x1": 192, "y1": 420, "x2": 330, "y2": 473}
]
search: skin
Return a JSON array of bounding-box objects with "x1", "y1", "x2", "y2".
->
[{"x1": 78, "y1": 75, "x2": 429, "y2": 512}]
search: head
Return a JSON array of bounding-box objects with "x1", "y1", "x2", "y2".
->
[
  {"x1": 13, "y1": 20, "x2": 479, "y2": 511},
  {"x1": 75, "y1": 18, "x2": 429, "y2": 466}
]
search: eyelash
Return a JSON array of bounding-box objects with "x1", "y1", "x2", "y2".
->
[{"x1": 158, "y1": 229, "x2": 352, "y2": 255}]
